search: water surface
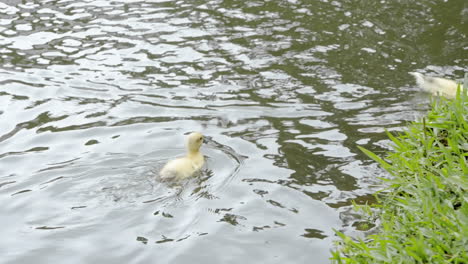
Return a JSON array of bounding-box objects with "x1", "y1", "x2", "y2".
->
[{"x1": 0, "y1": 0, "x2": 467, "y2": 263}]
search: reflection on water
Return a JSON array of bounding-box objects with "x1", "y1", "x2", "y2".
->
[{"x1": 0, "y1": 0, "x2": 467, "y2": 263}]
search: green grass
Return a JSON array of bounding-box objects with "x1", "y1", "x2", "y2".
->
[{"x1": 332, "y1": 85, "x2": 468, "y2": 264}]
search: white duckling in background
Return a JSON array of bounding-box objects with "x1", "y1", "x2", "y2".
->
[
  {"x1": 159, "y1": 132, "x2": 205, "y2": 181},
  {"x1": 409, "y1": 72, "x2": 465, "y2": 98}
]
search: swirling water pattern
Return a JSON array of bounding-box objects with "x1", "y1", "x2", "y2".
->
[{"x1": 0, "y1": 0, "x2": 467, "y2": 263}]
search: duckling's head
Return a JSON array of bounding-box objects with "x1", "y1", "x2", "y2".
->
[{"x1": 186, "y1": 132, "x2": 204, "y2": 153}]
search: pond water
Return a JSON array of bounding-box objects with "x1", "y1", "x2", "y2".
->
[{"x1": 0, "y1": 0, "x2": 466, "y2": 263}]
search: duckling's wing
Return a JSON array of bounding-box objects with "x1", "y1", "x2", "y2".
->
[
  {"x1": 159, "y1": 159, "x2": 180, "y2": 180},
  {"x1": 159, "y1": 157, "x2": 195, "y2": 180}
]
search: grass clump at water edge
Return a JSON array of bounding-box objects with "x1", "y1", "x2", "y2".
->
[{"x1": 332, "y1": 86, "x2": 468, "y2": 264}]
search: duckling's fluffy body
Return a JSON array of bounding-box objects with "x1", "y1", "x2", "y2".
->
[
  {"x1": 410, "y1": 72, "x2": 464, "y2": 98},
  {"x1": 159, "y1": 132, "x2": 204, "y2": 180}
]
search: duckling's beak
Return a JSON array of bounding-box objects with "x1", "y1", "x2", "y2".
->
[{"x1": 202, "y1": 136, "x2": 212, "y2": 144}]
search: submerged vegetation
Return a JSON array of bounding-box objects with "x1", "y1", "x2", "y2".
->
[{"x1": 332, "y1": 85, "x2": 468, "y2": 263}]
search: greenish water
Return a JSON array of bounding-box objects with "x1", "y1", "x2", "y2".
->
[{"x1": 0, "y1": 0, "x2": 466, "y2": 263}]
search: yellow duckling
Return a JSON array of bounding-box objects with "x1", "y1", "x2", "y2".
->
[
  {"x1": 409, "y1": 72, "x2": 465, "y2": 98},
  {"x1": 159, "y1": 132, "x2": 205, "y2": 180}
]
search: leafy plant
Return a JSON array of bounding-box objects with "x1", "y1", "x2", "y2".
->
[{"x1": 332, "y1": 84, "x2": 468, "y2": 263}]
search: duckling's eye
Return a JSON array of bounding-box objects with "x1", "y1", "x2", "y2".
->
[{"x1": 198, "y1": 137, "x2": 203, "y2": 141}]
